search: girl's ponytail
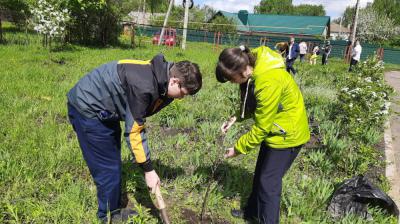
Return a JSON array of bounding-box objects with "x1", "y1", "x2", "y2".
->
[{"x1": 239, "y1": 45, "x2": 256, "y2": 67}]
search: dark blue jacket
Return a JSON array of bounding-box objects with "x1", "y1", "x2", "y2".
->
[{"x1": 286, "y1": 43, "x2": 300, "y2": 60}]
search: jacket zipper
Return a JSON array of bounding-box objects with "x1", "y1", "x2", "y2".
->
[
  {"x1": 273, "y1": 122, "x2": 287, "y2": 140},
  {"x1": 241, "y1": 79, "x2": 251, "y2": 119}
]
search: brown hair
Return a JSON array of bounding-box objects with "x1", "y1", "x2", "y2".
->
[
  {"x1": 173, "y1": 61, "x2": 202, "y2": 95},
  {"x1": 215, "y1": 46, "x2": 256, "y2": 83}
]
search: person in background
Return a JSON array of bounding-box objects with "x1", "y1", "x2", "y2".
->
[
  {"x1": 286, "y1": 36, "x2": 300, "y2": 75},
  {"x1": 274, "y1": 41, "x2": 288, "y2": 58},
  {"x1": 216, "y1": 45, "x2": 310, "y2": 224},
  {"x1": 310, "y1": 45, "x2": 320, "y2": 65},
  {"x1": 299, "y1": 40, "x2": 308, "y2": 63},
  {"x1": 321, "y1": 41, "x2": 332, "y2": 65},
  {"x1": 67, "y1": 54, "x2": 202, "y2": 223},
  {"x1": 349, "y1": 40, "x2": 362, "y2": 72}
]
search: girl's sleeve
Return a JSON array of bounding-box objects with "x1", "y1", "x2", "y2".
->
[{"x1": 234, "y1": 82, "x2": 282, "y2": 154}]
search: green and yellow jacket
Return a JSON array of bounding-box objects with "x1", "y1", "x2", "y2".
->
[{"x1": 235, "y1": 46, "x2": 310, "y2": 154}]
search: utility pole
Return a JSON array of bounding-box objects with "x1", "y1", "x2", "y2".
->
[
  {"x1": 0, "y1": 17, "x2": 3, "y2": 43},
  {"x1": 158, "y1": 0, "x2": 174, "y2": 45},
  {"x1": 181, "y1": 0, "x2": 190, "y2": 50},
  {"x1": 350, "y1": 0, "x2": 360, "y2": 45},
  {"x1": 142, "y1": 0, "x2": 146, "y2": 24}
]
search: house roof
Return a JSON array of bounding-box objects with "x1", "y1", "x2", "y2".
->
[
  {"x1": 330, "y1": 23, "x2": 350, "y2": 33},
  {"x1": 215, "y1": 10, "x2": 330, "y2": 37}
]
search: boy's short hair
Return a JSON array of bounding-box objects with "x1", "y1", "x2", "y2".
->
[{"x1": 173, "y1": 61, "x2": 202, "y2": 95}]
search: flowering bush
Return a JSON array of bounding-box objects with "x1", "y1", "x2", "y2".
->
[
  {"x1": 357, "y1": 6, "x2": 400, "y2": 42},
  {"x1": 31, "y1": 0, "x2": 70, "y2": 41},
  {"x1": 337, "y1": 56, "x2": 393, "y2": 138}
]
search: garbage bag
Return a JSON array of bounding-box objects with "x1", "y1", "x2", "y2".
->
[{"x1": 328, "y1": 175, "x2": 399, "y2": 220}]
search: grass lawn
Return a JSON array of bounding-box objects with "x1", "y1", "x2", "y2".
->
[{"x1": 0, "y1": 26, "x2": 398, "y2": 223}]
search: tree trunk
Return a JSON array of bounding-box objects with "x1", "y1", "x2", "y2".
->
[
  {"x1": 181, "y1": 0, "x2": 190, "y2": 50},
  {"x1": 130, "y1": 23, "x2": 136, "y2": 48},
  {"x1": 0, "y1": 17, "x2": 3, "y2": 43},
  {"x1": 350, "y1": 0, "x2": 360, "y2": 45},
  {"x1": 158, "y1": 0, "x2": 174, "y2": 46}
]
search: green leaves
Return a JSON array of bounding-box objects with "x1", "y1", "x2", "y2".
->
[{"x1": 338, "y1": 56, "x2": 394, "y2": 139}]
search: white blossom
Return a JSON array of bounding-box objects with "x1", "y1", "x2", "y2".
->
[{"x1": 31, "y1": 0, "x2": 70, "y2": 38}]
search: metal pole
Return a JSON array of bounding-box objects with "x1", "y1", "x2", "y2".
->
[
  {"x1": 350, "y1": 0, "x2": 360, "y2": 45},
  {"x1": 181, "y1": 0, "x2": 190, "y2": 50},
  {"x1": 158, "y1": 0, "x2": 174, "y2": 45},
  {"x1": 0, "y1": 17, "x2": 3, "y2": 43}
]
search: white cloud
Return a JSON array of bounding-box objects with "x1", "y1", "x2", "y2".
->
[
  {"x1": 202, "y1": 0, "x2": 259, "y2": 13},
  {"x1": 186, "y1": 0, "x2": 373, "y2": 19},
  {"x1": 292, "y1": 0, "x2": 373, "y2": 19}
]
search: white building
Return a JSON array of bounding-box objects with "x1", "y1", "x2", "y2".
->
[
  {"x1": 128, "y1": 11, "x2": 165, "y2": 25},
  {"x1": 330, "y1": 23, "x2": 350, "y2": 40}
]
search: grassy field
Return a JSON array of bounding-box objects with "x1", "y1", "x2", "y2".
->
[{"x1": 0, "y1": 25, "x2": 398, "y2": 223}]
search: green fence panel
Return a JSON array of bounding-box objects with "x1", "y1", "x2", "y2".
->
[
  {"x1": 382, "y1": 48, "x2": 400, "y2": 64},
  {"x1": 136, "y1": 25, "x2": 400, "y2": 64}
]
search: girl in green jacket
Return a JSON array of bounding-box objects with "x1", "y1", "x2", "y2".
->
[{"x1": 216, "y1": 45, "x2": 310, "y2": 224}]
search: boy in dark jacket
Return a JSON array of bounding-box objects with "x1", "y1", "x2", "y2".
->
[{"x1": 67, "y1": 54, "x2": 202, "y2": 222}]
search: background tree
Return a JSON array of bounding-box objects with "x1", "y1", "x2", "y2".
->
[
  {"x1": 31, "y1": 0, "x2": 70, "y2": 47},
  {"x1": 150, "y1": 5, "x2": 217, "y2": 30},
  {"x1": 0, "y1": 0, "x2": 31, "y2": 43},
  {"x1": 208, "y1": 15, "x2": 236, "y2": 33},
  {"x1": 372, "y1": 0, "x2": 400, "y2": 25},
  {"x1": 334, "y1": 6, "x2": 355, "y2": 30},
  {"x1": 254, "y1": 0, "x2": 293, "y2": 14},
  {"x1": 292, "y1": 4, "x2": 325, "y2": 16},
  {"x1": 60, "y1": 0, "x2": 122, "y2": 46},
  {"x1": 254, "y1": 0, "x2": 325, "y2": 16},
  {"x1": 119, "y1": 0, "x2": 168, "y2": 15},
  {"x1": 357, "y1": 6, "x2": 400, "y2": 43}
]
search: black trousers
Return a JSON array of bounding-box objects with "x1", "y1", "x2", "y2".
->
[
  {"x1": 299, "y1": 54, "x2": 306, "y2": 62},
  {"x1": 244, "y1": 142, "x2": 301, "y2": 224},
  {"x1": 348, "y1": 58, "x2": 358, "y2": 72},
  {"x1": 286, "y1": 58, "x2": 296, "y2": 75},
  {"x1": 322, "y1": 53, "x2": 329, "y2": 65}
]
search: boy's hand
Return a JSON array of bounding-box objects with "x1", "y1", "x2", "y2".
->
[
  {"x1": 224, "y1": 147, "x2": 238, "y2": 159},
  {"x1": 221, "y1": 116, "x2": 237, "y2": 134},
  {"x1": 145, "y1": 170, "x2": 160, "y2": 194}
]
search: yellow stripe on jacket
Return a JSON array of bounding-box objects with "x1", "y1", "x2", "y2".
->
[
  {"x1": 118, "y1": 59, "x2": 151, "y2": 65},
  {"x1": 129, "y1": 122, "x2": 147, "y2": 163}
]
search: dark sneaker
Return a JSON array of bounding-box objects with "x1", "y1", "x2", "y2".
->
[
  {"x1": 111, "y1": 208, "x2": 138, "y2": 223},
  {"x1": 231, "y1": 209, "x2": 245, "y2": 218}
]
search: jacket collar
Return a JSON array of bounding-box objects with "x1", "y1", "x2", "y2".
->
[
  {"x1": 251, "y1": 46, "x2": 285, "y2": 80},
  {"x1": 150, "y1": 54, "x2": 172, "y2": 97}
]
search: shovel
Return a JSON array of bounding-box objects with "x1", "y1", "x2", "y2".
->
[{"x1": 154, "y1": 185, "x2": 170, "y2": 224}]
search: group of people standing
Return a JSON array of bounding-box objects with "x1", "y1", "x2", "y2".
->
[{"x1": 276, "y1": 36, "x2": 363, "y2": 74}]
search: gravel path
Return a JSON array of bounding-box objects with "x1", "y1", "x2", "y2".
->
[{"x1": 384, "y1": 71, "x2": 400, "y2": 208}]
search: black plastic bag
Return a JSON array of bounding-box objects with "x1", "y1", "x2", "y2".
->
[{"x1": 328, "y1": 175, "x2": 399, "y2": 220}]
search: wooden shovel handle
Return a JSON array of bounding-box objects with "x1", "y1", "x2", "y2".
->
[{"x1": 155, "y1": 185, "x2": 166, "y2": 210}]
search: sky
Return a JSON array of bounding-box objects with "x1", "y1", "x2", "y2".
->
[{"x1": 174, "y1": 0, "x2": 374, "y2": 19}]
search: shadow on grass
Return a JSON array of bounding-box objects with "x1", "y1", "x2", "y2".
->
[{"x1": 194, "y1": 162, "x2": 254, "y2": 209}]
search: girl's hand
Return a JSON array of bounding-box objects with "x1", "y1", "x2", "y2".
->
[
  {"x1": 221, "y1": 116, "x2": 237, "y2": 134},
  {"x1": 224, "y1": 147, "x2": 238, "y2": 159}
]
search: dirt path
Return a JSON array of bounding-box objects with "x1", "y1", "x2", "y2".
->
[{"x1": 384, "y1": 71, "x2": 400, "y2": 207}]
